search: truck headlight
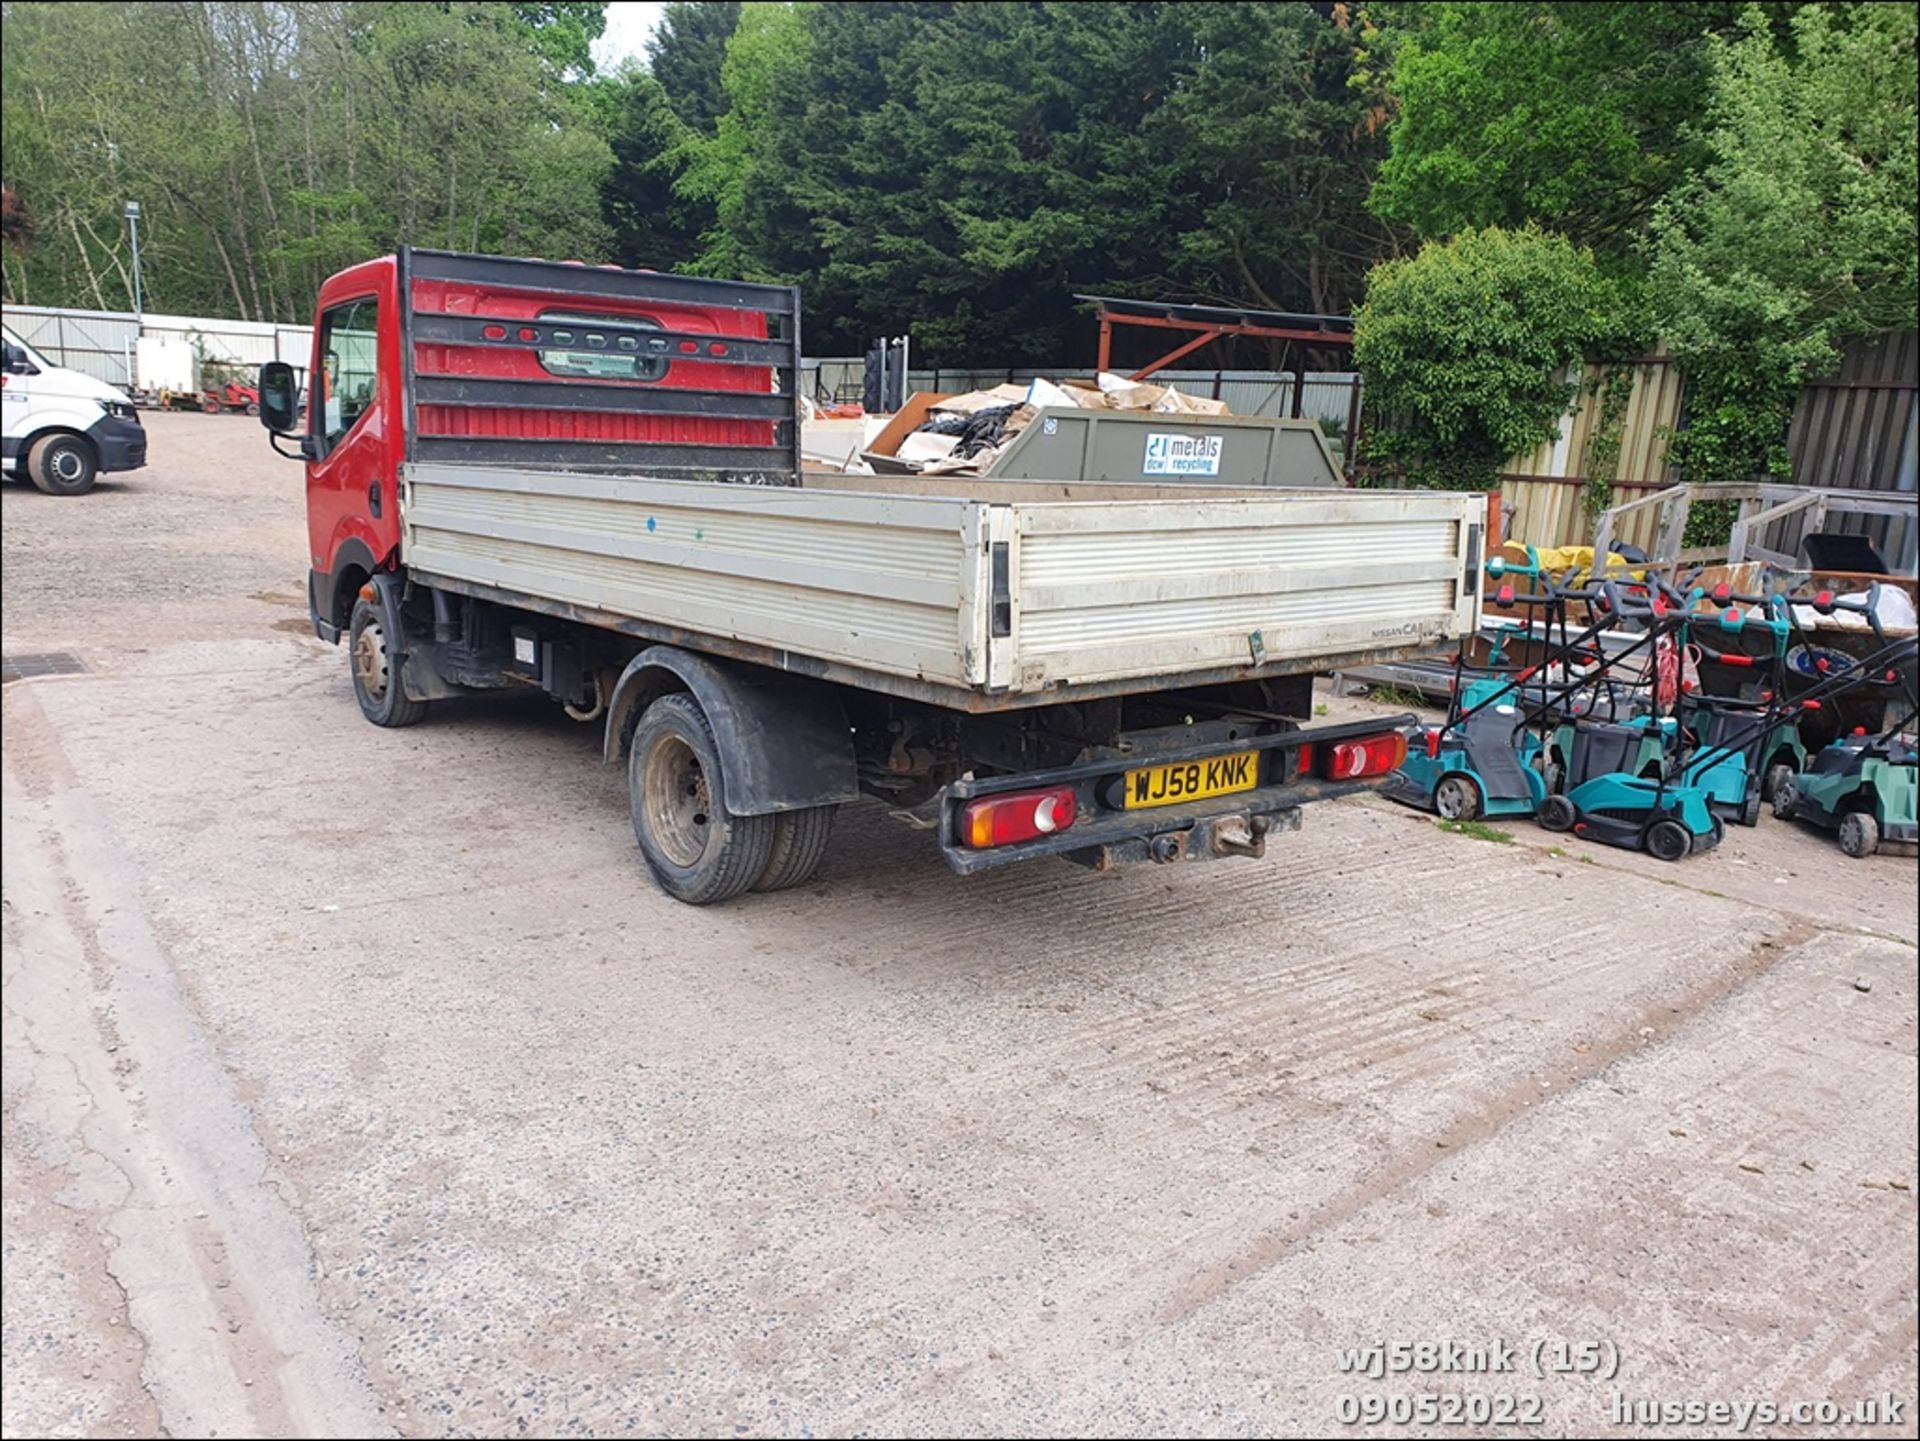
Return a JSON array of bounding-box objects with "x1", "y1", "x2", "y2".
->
[{"x1": 104, "y1": 400, "x2": 139, "y2": 422}]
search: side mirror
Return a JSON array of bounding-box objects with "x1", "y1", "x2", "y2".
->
[
  {"x1": 257, "y1": 361, "x2": 301, "y2": 434},
  {"x1": 3, "y1": 344, "x2": 36, "y2": 376}
]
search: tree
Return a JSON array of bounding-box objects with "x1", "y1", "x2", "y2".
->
[
  {"x1": 1647, "y1": 4, "x2": 1919, "y2": 484},
  {"x1": 599, "y1": 70, "x2": 709, "y2": 271},
  {"x1": 1149, "y1": 2, "x2": 1400, "y2": 318},
  {"x1": 647, "y1": 1, "x2": 742, "y2": 133},
  {"x1": 1, "y1": 2, "x2": 613, "y2": 319},
  {"x1": 1354, "y1": 226, "x2": 1644, "y2": 490},
  {"x1": 675, "y1": 0, "x2": 811, "y2": 280},
  {"x1": 1369, "y1": 2, "x2": 1772, "y2": 254}
]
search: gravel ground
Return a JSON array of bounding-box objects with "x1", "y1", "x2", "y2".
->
[{"x1": 3, "y1": 411, "x2": 1916, "y2": 1437}]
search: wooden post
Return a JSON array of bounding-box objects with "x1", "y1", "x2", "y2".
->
[{"x1": 1096, "y1": 315, "x2": 1113, "y2": 375}]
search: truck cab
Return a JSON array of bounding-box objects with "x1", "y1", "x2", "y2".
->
[{"x1": 2, "y1": 323, "x2": 148, "y2": 495}]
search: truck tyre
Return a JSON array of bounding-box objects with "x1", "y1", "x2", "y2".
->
[
  {"x1": 348, "y1": 597, "x2": 427, "y2": 728},
  {"x1": 1837, "y1": 812, "x2": 1879, "y2": 858},
  {"x1": 629, "y1": 693, "x2": 775, "y2": 905},
  {"x1": 26, "y1": 433, "x2": 98, "y2": 496},
  {"x1": 753, "y1": 806, "x2": 835, "y2": 892}
]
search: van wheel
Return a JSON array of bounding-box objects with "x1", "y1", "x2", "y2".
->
[
  {"x1": 26, "y1": 433, "x2": 98, "y2": 496},
  {"x1": 348, "y1": 597, "x2": 427, "y2": 727},
  {"x1": 630, "y1": 693, "x2": 775, "y2": 905},
  {"x1": 754, "y1": 806, "x2": 835, "y2": 892}
]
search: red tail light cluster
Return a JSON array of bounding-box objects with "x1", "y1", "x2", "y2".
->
[
  {"x1": 961, "y1": 787, "x2": 1078, "y2": 849},
  {"x1": 1322, "y1": 732, "x2": 1409, "y2": 780}
]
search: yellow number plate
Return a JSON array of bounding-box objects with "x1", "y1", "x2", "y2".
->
[{"x1": 1122, "y1": 751, "x2": 1260, "y2": 809}]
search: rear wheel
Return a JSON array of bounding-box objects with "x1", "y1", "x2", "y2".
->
[
  {"x1": 1837, "y1": 812, "x2": 1879, "y2": 858},
  {"x1": 1434, "y1": 775, "x2": 1481, "y2": 821},
  {"x1": 629, "y1": 693, "x2": 775, "y2": 905},
  {"x1": 1739, "y1": 783, "x2": 1763, "y2": 828},
  {"x1": 1772, "y1": 774, "x2": 1799, "y2": 820},
  {"x1": 1762, "y1": 762, "x2": 1797, "y2": 805},
  {"x1": 348, "y1": 596, "x2": 427, "y2": 727},
  {"x1": 26, "y1": 433, "x2": 98, "y2": 496},
  {"x1": 753, "y1": 806, "x2": 836, "y2": 892},
  {"x1": 1645, "y1": 818, "x2": 1693, "y2": 862}
]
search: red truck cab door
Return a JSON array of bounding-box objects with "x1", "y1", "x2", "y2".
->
[{"x1": 304, "y1": 256, "x2": 405, "y2": 639}]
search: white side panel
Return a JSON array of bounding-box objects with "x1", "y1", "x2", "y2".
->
[
  {"x1": 1003, "y1": 492, "x2": 1481, "y2": 691},
  {"x1": 402, "y1": 463, "x2": 981, "y2": 685}
]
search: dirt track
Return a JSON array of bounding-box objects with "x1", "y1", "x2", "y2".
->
[{"x1": 4, "y1": 411, "x2": 1915, "y2": 1437}]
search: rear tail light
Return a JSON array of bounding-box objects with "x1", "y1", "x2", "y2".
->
[
  {"x1": 961, "y1": 787, "x2": 1077, "y2": 848},
  {"x1": 1322, "y1": 732, "x2": 1408, "y2": 780}
]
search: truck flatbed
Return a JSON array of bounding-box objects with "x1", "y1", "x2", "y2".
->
[{"x1": 403, "y1": 463, "x2": 1483, "y2": 711}]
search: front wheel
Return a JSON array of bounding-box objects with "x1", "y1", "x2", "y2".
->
[
  {"x1": 1537, "y1": 794, "x2": 1578, "y2": 832},
  {"x1": 26, "y1": 433, "x2": 98, "y2": 496},
  {"x1": 629, "y1": 693, "x2": 776, "y2": 905},
  {"x1": 1772, "y1": 774, "x2": 1799, "y2": 821},
  {"x1": 348, "y1": 597, "x2": 427, "y2": 727},
  {"x1": 1837, "y1": 812, "x2": 1880, "y2": 858}
]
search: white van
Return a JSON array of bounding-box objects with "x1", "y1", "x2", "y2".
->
[{"x1": 2, "y1": 323, "x2": 147, "y2": 495}]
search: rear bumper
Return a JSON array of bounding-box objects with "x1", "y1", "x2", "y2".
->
[
  {"x1": 937, "y1": 713, "x2": 1415, "y2": 874},
  {"x1": 88, "y1": 414, "x2": 147, "y2": 472}
]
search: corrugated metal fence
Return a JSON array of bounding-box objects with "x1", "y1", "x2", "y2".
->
[{"x1": 1501, "y1": 333, "x2": 1917, "y2": 562}]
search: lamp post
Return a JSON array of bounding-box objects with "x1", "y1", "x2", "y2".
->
[{"x1": 122, "y1": 200, "x2": 144, "y2": 321}]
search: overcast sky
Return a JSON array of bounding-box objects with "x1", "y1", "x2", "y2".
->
[{"x1": 592, "y1": 1, "x2": 669, "y2": 72}]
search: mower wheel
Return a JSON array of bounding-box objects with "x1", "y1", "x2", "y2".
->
[
  {"x1": 1434, "y1": 775, "x2": 1481, "y2": 821},
  {"x1": 1837, "y1": 812, "x2": 1879, "y2": 859},
  {"x1": 1537, "y1": 794, "x2": 1577, "y2": 833},
  {"x1": 1771, "y1": 774, "x2": 1799, "y2": 820},
  {"x1": 1645, "y1": 819, "x2": 1693, "y2": 862},
  {"x1": 1762, "y1": 762, "x2": 1797, "y2": 805},
  {"x1": 1740, "y1": 785, "x2": 1762, "y2": 828},
  {"x1": 201, "y1": 395, "x2": 222, "y2": 414}
]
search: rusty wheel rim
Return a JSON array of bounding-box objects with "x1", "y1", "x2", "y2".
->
[
  {"x1": 354, "y1": 615, "x2": 390, "y2": 701},
  {"x1": 643, "y1": 733, "x2": 710, "y2": 868}
]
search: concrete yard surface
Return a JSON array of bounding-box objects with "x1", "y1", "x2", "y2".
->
[{"x1": 3, "y1": 411, "x2": 1916, "y2": 1437}]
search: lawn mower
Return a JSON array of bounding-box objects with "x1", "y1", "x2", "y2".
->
[
  {"x1": 1772, "y1": 588, "x2": 1919, "y2": 858},
  {"x1": 1386, "y1": 563, "x2": 1671, "y2": 822},
  {"x1": 1675, "y1": 584, "x2": 1796, "y2": 828},
  {"x1": 1534, "y1": 578, "x2": 1726, "y2": 861}
]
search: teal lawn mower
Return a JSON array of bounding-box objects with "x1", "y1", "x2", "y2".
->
[
  {"x1": 1386, "y1": 561, "x2": 1673, "y2": 823},
  {"x1": 1772, "y1": 589, "x2": 1919, "y2": 858},
  {"x1": 1675, "y1": 585, "x2": 1796, "y2": 828},
  {"x1": 1533, "y1": 579, "x2": 1727, "y2": 861}
]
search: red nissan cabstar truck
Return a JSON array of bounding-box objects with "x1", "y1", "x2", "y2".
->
[{"x1": 261, "y1": 249, "x2": 1483, "y2": 903}]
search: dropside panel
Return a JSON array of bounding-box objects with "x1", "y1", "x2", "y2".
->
[
  {"x1": 401, "y1": 463, "x2": 981, "y2": 685},
  {"x1": 999, "y1": 491, "x2": 1482, "y2": 692}
]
